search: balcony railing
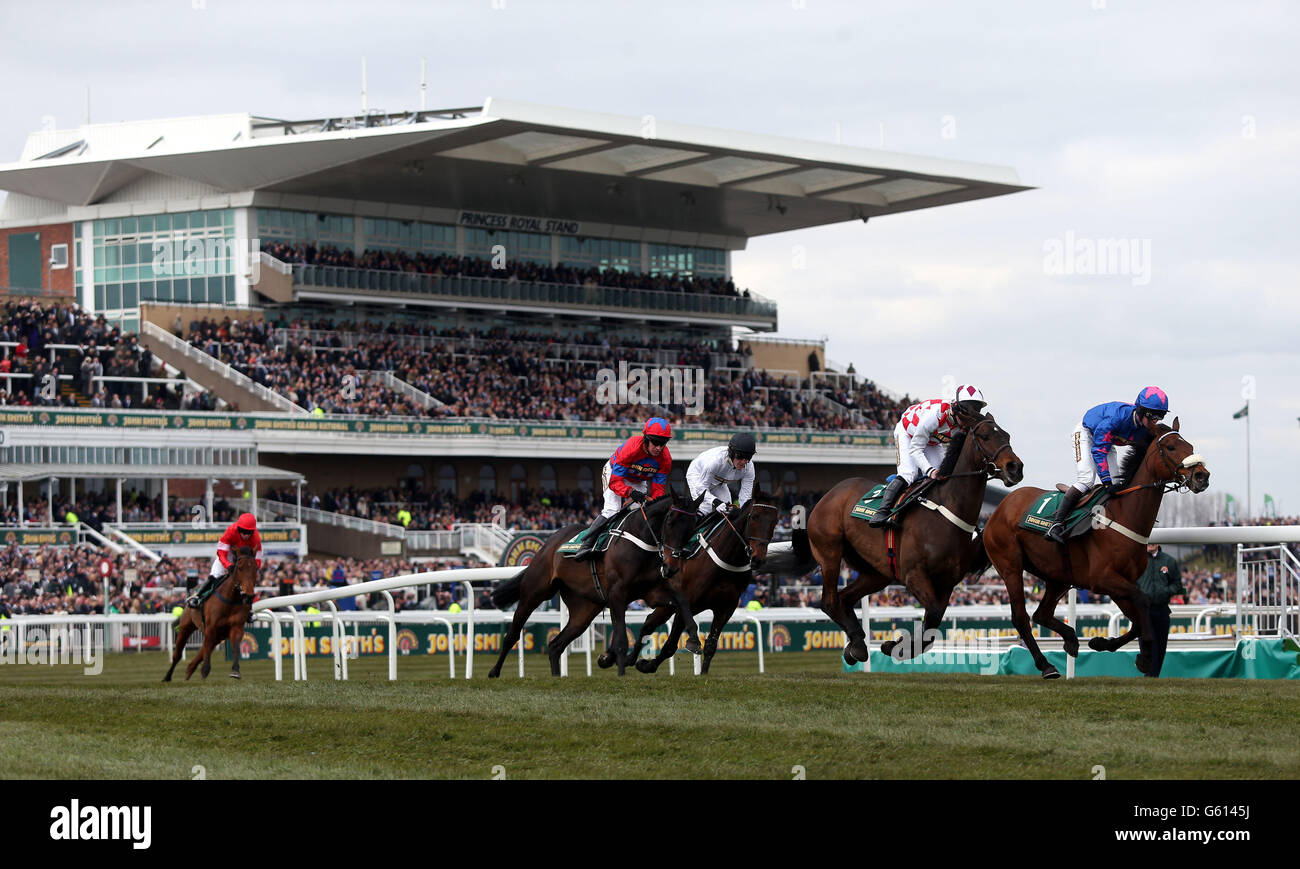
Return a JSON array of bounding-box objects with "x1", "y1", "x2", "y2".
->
[{"x1": 291, "y1": 264, "x2": 777, "y2": 324}]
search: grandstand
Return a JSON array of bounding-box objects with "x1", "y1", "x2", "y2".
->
[{"x1": 0, "y1": 98, "x2": 1028, "y2": 572}]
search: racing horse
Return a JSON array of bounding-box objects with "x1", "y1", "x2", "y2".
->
[
  {"x1": 486, "y1": 488, "x2": 706, "y2": 677},
  {"x1": 163, "y1": 545, "x2": 257, "y2": 682},
  {"x1": 796, "y1": 414, "x2": 1023, "y2": 664},
  {"x1": 617, "y1": 491, "x2": 781, "y2": 674},
  {"x1": 983, "y1": 418, "x2": 1208, "y2": 678}
]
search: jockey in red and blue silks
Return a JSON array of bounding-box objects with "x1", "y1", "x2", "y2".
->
[
  {"x1": 1045, "y1": 386, "x2": 1168, "y2": 543},
  {"x1": 573, "y1": 418, "x2": 673, "y2": 561}
]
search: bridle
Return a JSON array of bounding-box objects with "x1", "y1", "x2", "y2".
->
[
  {"x1": 695, "y1": 500, "x2": 780, "y2": 572},
  {"x1": 944, "y1": 418, "x2": 1014, "y2": 481},
  {"x1": 216, "y1": 554, "x2": 256, "y2": 606},
  {"x1": 659, "y1": 502, "x2": 700, "y2": 578},
  {"x1": 1111, "y1": 429, "x2": 1208, "y2": 497}
]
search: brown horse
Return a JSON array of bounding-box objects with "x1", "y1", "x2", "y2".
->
[
  {"x1": 798, "y1": 414, "x2": 1023, "y2": 664},
  {"x1": 619, "y1": 491, "x2": 781, "y2": 674},
  {"x1": 983, "y1": 418, "x2": 1209, "y2": 678},
  {"x1": 163, "y1": 546, "x2": 257, "y2": 682},
  {"x1": 486, "y1": 488, "x2": 706, "y2": 678}
]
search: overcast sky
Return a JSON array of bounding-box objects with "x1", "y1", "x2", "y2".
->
[{"x1": 1, "y1": 0, "x2": 1295, "y2": 515}]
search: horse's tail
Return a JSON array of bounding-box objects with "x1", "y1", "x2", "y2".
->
[
  {"x1": 792, "y1": 528, "x2": 812, "y2": 564},
  {"x1": 490, "y1": 567, "x2": 528, "y2": 609},
  {"x1": 967, "y1": 528, "x2": 992, "y2": 578}
]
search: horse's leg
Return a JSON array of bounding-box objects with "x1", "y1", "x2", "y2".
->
[
  {"x1": 990, "y1": 545, "x2": 1058, "y2": 678},
  {"x1": 627, "y1": 604, "x2": 675, "y2": 673},
  {"x1": 488, "y1": 571, "x2": 556, "y2": 679},
  {"x1": 666, "y1": 581, "x2": 702, "y2": 655},
  {"x1": 1030, "y1": 580, "x2": 1078, "y2": 657},
  {"x1": 164, "y1": 619, "x2": 196, "y2": 682},
  {"x1": 888, "y1": 572, "x2": 946, "y2": 660},
  {"x1": 228, "y1": 622, "x2": 245, "y2": 679},
  {"x1": 811, "y1": 532, "x2": 868, "y2": 662},
  {"x1": 545, "y1": 595, "x2": 602, "y2": 677},
  {"x1": 700, "y1": 602, "x2": 737, "y2": 675},
  {"x1": 199, "y1": 631, "x2": 218, "y2": 679},
  {"x1": 841, "y1": 570, "x2": 897, "y2": 657},
  {"x1": 1101, "y1": 583, "x2": 1153, "y2": 673}
]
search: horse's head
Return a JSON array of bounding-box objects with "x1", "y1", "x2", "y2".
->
[
  {"x1": 1145, "y1": 417, "x2": 1210, "y2": 493},
  {"x1": 968, "y1": 414, "x2": 1024, "y2": 486},
  {"x1": 232, "y1": 545, "x2": 258, "y2": 606},
  {"x1": 742, "y1": 489, "x2": 781, "y2": 569},
  {"x1": 660, "y1": 487, "x2": 705, "y2": 579}
]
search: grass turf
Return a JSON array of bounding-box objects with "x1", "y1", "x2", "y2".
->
[{"x1": 0, "y1": 650, "x2": 1296, "y2": 779}]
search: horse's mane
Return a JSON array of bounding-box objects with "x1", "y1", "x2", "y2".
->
[
  {"x1": 936, "y1": 412, "x2": 984, "y2": 477},
  {"x1": 1115, "y1": 422, "x2": 1170, "y2": 486}
]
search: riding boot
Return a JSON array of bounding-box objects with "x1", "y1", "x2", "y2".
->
[
  {"x1": 1045, "y1": 487, "x2": 1085, "y2": 544},
  {"x1": 868, "y1": 476, "x2": 909, "y2": 527},
  {"x1": 573, "y1": 513, "x2": 614, "y2": 561},
  {"x1": 187, "y1": 574, "x2": 218, "y2": 608}
]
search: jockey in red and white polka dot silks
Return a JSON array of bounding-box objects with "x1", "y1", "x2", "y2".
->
[{"x1": 869, "y1": 386, "x2": 986, "y2": 527}]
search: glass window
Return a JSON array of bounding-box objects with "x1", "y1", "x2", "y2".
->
[
  {"x1": 438, "y1": 464, "x2": 456, "y2": 495},
  {"x1": 478, "y1": 464, "x2": 496, "y2": 494},
  {"x1": 539, "y1": 464, "x2": 557, "y2": 492},
  {"x1": 106, "y1": 284, "x2": 121, "y2": 309},
  {"x1": 577, "y1": 465, "x2": 594, "y2": 493}
]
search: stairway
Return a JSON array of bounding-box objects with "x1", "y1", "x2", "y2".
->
[{"x1": 58, "y1": 381, "x2": 92, "y2": 408}]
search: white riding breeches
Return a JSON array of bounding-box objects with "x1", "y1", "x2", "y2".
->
[
  {"x1": 894, "y1": 423, "x2": 943, "y2": 485},
  {"x1": 601, "y1": 461, "x2": 649, "y2": 518},
  {"x1": 1072, "y1": 423, "x2": 1127, "y2": 492},
  {"x1": 209, "y1": 557, "x2": 229, "y2": 579}
]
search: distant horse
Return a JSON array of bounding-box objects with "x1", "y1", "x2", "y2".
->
[
  {"x1": 486, "y1": 488, "x2": 706, "y2": 677},
  {"x1": 983, "y1": 418, "x2": 1208, "y2": 678},
  {"x1": 622, "y1": 491, "x2": 780, "y2": 674},
  {"x1": 798, "y1": 415, "x2": 1023, "y2": 663},
  {"x1": 164, "y1": 546, "x2": 257, "y2": 682}
]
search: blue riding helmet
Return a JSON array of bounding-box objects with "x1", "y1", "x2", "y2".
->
[{"x1": 1135, "y1": 386, "x2": 1169, "y2": 415}]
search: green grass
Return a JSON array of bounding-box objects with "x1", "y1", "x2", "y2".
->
[{"x1": 1, "y1": 650, "x2": 1296, "y2": 779}]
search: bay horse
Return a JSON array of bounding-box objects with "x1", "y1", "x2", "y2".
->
[
  {"x1": 797, "y1": 414, "x2": 1023, "y2": 664},
  {"x1": 163, "y1": 546, "x2": 257, "y2": 682},
  {"x1": 983, "y1": 417, "x2": 1208, "y2": 678},
  {"x1": 486, "y1": 488, "x2": 706, "y2": 678},
  {"x1": 618, "y1": 491, "x2": 781, "y2": 674}
]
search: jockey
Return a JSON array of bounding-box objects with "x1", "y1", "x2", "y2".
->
[
  {"x1": 869, "y1": 384, "x2": 987, "y2": 527},
  {"x1": 1045, "y1": 386, "x2": 1168, "y2": 544},
  {"x1": 187, "y1": 512, "x2": 263, "y2": 608},
  {"x1": 573, "y1": 417, "x2": 673, "y2": 561},
  {"x1": 686, "y1": 432, "x2": 756, "y2": 517}
]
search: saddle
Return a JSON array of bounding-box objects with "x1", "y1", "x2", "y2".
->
[
  {"x1": 1020, "y1": 484, "x2": 1111, "y2": 539},
  {"x1": 559, "y1": 510, "x2": 633, "y2": 559},
  {"x1": 849, "y1": 478, "x2": 936, "y2": 525}
]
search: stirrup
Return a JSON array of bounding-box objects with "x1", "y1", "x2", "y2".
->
[
  {"x1": 186, "y1": 595, "x2": 202, "y2": 608},
  {"x1": 1045, "y1": 523, "x2": 1067, "y2": 544}
]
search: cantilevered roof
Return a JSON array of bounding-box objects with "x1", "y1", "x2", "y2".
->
[
  {"x1": 0, "y1": 463, "x2": 304, "y2": 484},
  {"x1": 0, "y1": 99, "x2": 1031, "y2": 239}
]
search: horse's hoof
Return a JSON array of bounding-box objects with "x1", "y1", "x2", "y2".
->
[
  {"x1": 1041, "y1": 665, "x2": 1061, "y2": 680},
  {"x1": 596, "y1": 653, "x2": 615, "y2": 670},
  {"x1": 879, "y1": 639, "x2": 896, "y2": 658},
  {"x1": 1136, "y1": 653, "x2": 1150, "y2": 674},
  {"x1": 1087, "y1": 637, "x2": 1111, "y2": 653},
  {"x1": 685, "y1": 639, "x2": 702, "y2": 655},
  {"x1": 1064, "y1": 639, "x2": 1079, "y2": 658},
  {"x1": 487, "y1": 669, "x2": 500, "y2": 679},
  {"x1": 846, "y1": 638, "x2": 870, "y2": 662},
  {"x1": 635, "y1": 659, "x2": 657, "y2": 674},
  {"x1": 229, "y1": 672, "x2": 241, "y2": 679}
]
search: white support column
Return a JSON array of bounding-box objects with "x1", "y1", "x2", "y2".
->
[
  {"x1": 162, "y1": 478, "x2": 169, "y2": 528},
  {"x1": 69, "y1": 476, "x2": 75, "y2": 508},
  {"x1": 205, "y1": 478, "x2": 214, "y2": 524},
  {"x1": 250, "y1": 477, "x2": 257, "y2": 516},
  {"x1": 47, "y1": 477, "x2": 55, "y2": 525},
  {"x1": 16, "y1": 480, "x2": 23, "y2": 526},
  {"x1": 116, "y1": 478, "x2": 123, "y2": 525},
  {"x1": 295, "y1": 480, "x2": 302, "y2": 524}
]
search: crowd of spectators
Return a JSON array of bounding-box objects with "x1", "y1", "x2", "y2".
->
[
  {"x1": 261, "y1": 241, "x2": 751, "y2": 299},
  {"x1": 183, "y1": 313, "x2": 912, "y2": 429}
]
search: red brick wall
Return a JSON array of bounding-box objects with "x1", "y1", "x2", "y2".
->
[{"x1": 0, "y1": 222, "x2": 76, "y2": 298}]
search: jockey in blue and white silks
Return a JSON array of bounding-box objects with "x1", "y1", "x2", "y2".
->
[{"x1": 1045, "y1": 386, "x2": 1169, "y2": 544}]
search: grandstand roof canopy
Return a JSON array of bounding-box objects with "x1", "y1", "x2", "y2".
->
[
  {"x1": 0, "y1": 463, "x2": 304, "y2": 484},
  {"x1": 0, "y1": 98, "x2": 1030, "y2": 239}
]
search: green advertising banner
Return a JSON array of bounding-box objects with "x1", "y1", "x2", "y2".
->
[
  {"x1": 0, "y1": 408, "x2": 888, "y2": 446},
  {"x1": 234, "y1": 614, "x2": 1249, "y2": 660},
  {"x1": 112, "y1": 525, "x2": 302, "y2": 546},
  {"x1": 0, "y1": 527, "x2": 79, "y2": 547}
]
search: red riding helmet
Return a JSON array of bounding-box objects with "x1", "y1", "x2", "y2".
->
[
  {"x1": 642, "y1": 417, "x2": 672, "y2": 443},
  {"x1": 236, "y1": 513, "x2": 257, "y2": 533}
]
